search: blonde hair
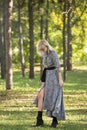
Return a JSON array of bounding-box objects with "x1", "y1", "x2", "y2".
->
[{"x1": 37, "y1": 40, "x2": 53, "y2": 55}]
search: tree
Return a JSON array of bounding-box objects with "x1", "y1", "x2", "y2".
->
[
  {"x1": 0, "y1": 2, "x2": 2, "y2": 77},
  {"x1": 17, "y1": 0, "x2": 25, "y2": 77},
  {"x1": 28, "y1": 0, "x2": 34, "y2": 79},
  {"x1": 38, "y1": 0, "x2": 44, "y2": 76},
  {"x1": 5, "y1": 0, "x2": 13, "y2": 89},
  {"x1": 62, "y1": 0, "x2": 67, "y2": 81},
  {"x1": 45, "y1": 0, "x2": 49, "y2": 40},
  {"x1": 0, "y1": 1, "x2": 6, "y2": 79},
  {"x1": 67, "y1": 1, "x2": 72, "y2": 71}
]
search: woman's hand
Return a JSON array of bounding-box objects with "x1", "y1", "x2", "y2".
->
[
  {"x1": 58, "y1": 72, "x2": 64, "y2": 87},
  {"x1": 59, "y1": 78, "x2": 64, "y2": 87}
]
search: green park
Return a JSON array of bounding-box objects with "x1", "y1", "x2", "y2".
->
[{"x1": 0, "y1": 0, "x2": 87, "y2": 130}]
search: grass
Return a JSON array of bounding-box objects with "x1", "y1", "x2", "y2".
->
[{"x1": 0, "y1": 65, "x2": 87, "y2": 130}]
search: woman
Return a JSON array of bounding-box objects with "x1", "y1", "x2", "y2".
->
[{"x1": 34, "y1": 40, "x2": 65, "y2": 128}]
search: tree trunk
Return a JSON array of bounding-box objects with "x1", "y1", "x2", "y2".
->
[
  {"x1": 62, "y1": 0, "x2": 67, "y2": 81},
  {"x1": 17, "y1": 0, "x2": 25, "y2": 77},
  {"x1": 40, "y1": 15, "x2": 44, "y2": 77},
  {"x1": 67, "y1": 1, "x2": 72, "y2": 71},
  {"x1": 0, "y1": 2, "x2": 2, "y2": 77},
  {"x1": 0, "y1": 1, "x2": 6, "y2": 79},
  {"x1": 28, "y1": 0, "x2": 34, "y2": 79},
  {"x1": 5, "y1": 0, "x2": 13, "y2": 89},
  {"x1": 45, "y1": 0, "x2": 49, "y2": 40},
  {"x1": 38, "y1": 1, "x2": 44, "y2": 77}
]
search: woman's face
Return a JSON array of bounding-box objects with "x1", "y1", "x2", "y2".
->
[{"x1": 39, "y1": 45, "x2": 48, "y2": 56}]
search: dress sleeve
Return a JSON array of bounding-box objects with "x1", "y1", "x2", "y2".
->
[{"x1": 51, "y1": 51, "x2": 61, "y2": 73}]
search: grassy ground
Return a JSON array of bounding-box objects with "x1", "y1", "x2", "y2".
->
[{"x1": 0, "y1": 65, "x2": 87, "y2": 130}]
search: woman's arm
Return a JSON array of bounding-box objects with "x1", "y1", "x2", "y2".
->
[
  {"x1": 58, "y1": 72, "x2": 64, "y2": 87},
  {"x1": 52, "y1": 51, "x2": 64, "y2": 87}
]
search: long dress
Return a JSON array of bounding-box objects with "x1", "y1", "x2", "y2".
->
[{"x1": 34, "y1": 50, "x2": 65, "y2": 120}]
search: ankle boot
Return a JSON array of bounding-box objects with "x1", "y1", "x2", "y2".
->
[
  {"x1": 51, "y1": 117, "x2": 58, "y2": 128},
  {"x1": 36, "y1": 111, "x2": 44, "y2": 126}
]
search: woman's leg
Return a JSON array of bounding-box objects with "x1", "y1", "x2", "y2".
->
[
  {"x1": 36, "y1": 86, "x2": 45, "y2": 126},
  {"x1": 38, "y1": 87, "x2": 45, "y2": 111},
  {"x1": 51, "y1": 116, "x2": 58, "y2": 128}
]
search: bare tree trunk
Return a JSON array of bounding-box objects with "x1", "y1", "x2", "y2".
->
[
  {"x1": 45, "y1": 0, "x2": 49, "y2": 40},
  {"x1": 38, "y1": 1, "x2": 44, "y2": 77},
  {"x1": 62, "y1": 0, "x2": 67, "y2": 81},
  {"x1": 0, "y1": 1, "x2": 6, "y2": 79},
  {"x1": 0, "y1": 2, "x2": 2, "y2": 77},
  {"x1": 40, "y1": 15, "x2": 44, "y2": 77},
  {"x1": 17, "y1": 0, "x2": 25, "y2": 77},
  {"x1": 67, "y1": 1, "x2": 72, "y2": 71},
  {"x1": 28, "y1": 0, "x2": 34, "y2": 79},
  {"x1": 40, "y1": 16, "x2": 44, "y2": 40},
  {"x1": 5, "y1": 0, "x2": 13, "y2": 89}
]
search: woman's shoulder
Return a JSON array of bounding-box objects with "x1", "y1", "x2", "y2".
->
[{"x1": 50, "y1": 50, "x2": 58, "y2": 57}]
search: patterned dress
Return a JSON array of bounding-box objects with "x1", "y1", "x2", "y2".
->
[{"x1": 34, "y1": 50, "x2": 65, "y2": 120}]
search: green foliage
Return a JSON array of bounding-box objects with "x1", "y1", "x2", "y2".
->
[{"x1": 11, "y1": 0, "x2": 87, "y2": 67}]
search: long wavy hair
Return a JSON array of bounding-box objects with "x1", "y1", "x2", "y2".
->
[{"x1": 37, "y1": 40, "x2": 53, "y2": 56}]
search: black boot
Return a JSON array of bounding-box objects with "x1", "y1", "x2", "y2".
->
[
  {"x1": 51, "y1": 117, "x2": 58, "y2": 128},
  {"x1": 36, "y1": 111, "x2": 44, "y2": 126}
]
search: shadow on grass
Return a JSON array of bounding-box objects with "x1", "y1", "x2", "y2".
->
[
  {"x1": 0, "y1": 109, "x2": 87, "y2": 119},
  {"x1": 0, "y1": 67, "x2": 87, "y2": 130},
  {"x1": 0, "y1": 110, "x2": 37, "y2": 120},
  {"x1": 66, "y1": 109, "x2": 87, "y2": 118},
  {"x1": 0, "y1": 109, "x2": 87, "y2": 130},
  {"x1": 0, "y1": 120, "x2": 87, "y2": 130}
]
